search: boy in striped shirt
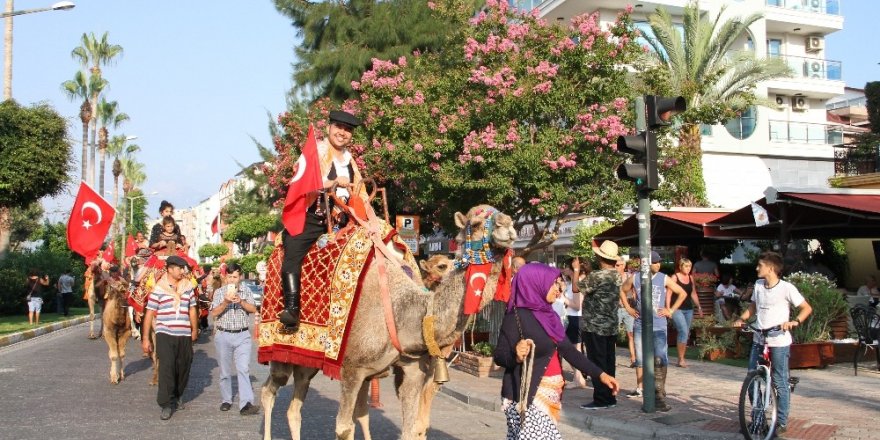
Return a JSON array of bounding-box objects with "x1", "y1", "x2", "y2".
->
[{"x1": 142, "y1": 255, "x2": 199, "y2": 420}]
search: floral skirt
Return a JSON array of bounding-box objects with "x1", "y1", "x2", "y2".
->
[{"x1": 503, "y1": 374, "x2": 564, "y2": 440}]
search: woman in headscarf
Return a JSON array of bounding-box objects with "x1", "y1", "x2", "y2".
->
[{"x1": 494, "y1": 263, "x2": 619, "y2": 439}]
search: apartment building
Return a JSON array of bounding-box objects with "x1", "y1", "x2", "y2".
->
[{"x1": 519, "y1": 0, "x2": 846, "y2": 209}]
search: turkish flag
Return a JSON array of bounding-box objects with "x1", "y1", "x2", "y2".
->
[
  {"x1": 211, "y1": 215, "x2": 219, "y2": 235},
  {"x1": 125, "y1": 235, "x2": 137, "y2": 257},
  {"x1": 494, "y1": 249, "x2": 514, "y2": 302},
  {"x1": 67, "y1": 182, "x2": 115, "y2": 260},
  {"x1": 463, "y1": 263, "x2": 492, "y2": 315},
  {"x1": 102, "y1": 240, "x2": 117, "y2": 264},
  {"x1": 281, "y1": 124, "x2": 323, "y2": 236}
]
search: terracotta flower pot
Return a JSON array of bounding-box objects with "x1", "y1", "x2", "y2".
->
[{"x1": 789, "y1": 342, "x2": 835, "y2": 369}]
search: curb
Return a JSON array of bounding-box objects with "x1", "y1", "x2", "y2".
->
[
  {"x1": 0, "y1": 314, "x2": 100, "y2": 348},
  {"x1": 439, "y1": 382, "x2": 740, "y2": 440}
]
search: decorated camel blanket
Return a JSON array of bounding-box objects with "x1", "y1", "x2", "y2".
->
[
  {"x1": 257, "y1": 221, "x2": 418, "y2": 380},
  {"x1": 127, "y1": 253, "x2": 201, "y2": 314}
]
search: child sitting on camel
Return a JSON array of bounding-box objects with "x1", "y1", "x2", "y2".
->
[{"x1": 151, "y1": 216, "x2": 180, "y2": 253}]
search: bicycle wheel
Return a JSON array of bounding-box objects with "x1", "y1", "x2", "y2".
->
[{"x1": 738, "y1": 370, "x2": 777, "y2": 440}]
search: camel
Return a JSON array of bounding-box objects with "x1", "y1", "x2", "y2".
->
[
  {"x1": 85, "y1": 262, "x2": 106, "y2": 339},
  {"x1": 261, "y1": 206, "x2": 516, "y2": 440},
  {"x1": 102, "y1": 276, "x2": 132, "y2": 384},
  {"x1": 419, "y1": 255, "x2": 454, "y2": 291}
]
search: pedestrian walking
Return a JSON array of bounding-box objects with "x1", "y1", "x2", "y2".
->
[
  {"x1": 576, "y1": 241, "x2": 623, "y2": 410},
  {"x1": 733, "y1": 251, "x2": 812, "y2": 436},
  {"x1": 25, "y1": 270, "x2": 50, "y2": 326},
  {"x1": 494, "y1": 263, "x2": 619, "y2": 439},
  {"x1": 562, "y1": 258, "x2": 587, "y2": 389},
  {"x1": 141, "y1": 255, "x2": 199, "y2": 420},
  {"x1": 620, "y1": 251, "x2": 688, "y2": 412},
  {"x1": 56, "y1": 269, "x2": 75, "y2": 317},
  {"x1": 210, "y1": 263, "x2": 260, "y2": 415},
  {"x1": 669, "y1": 258, "x2": 703, "y2": 368}
]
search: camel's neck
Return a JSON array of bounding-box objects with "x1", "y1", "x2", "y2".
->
[{"x1": 431, "y1": 262, "x2": 502, "y2": 348}]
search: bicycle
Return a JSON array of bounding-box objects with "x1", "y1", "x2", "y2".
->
[{"x1": 737, "y1": 323, "x2": 799, "y2": 440}]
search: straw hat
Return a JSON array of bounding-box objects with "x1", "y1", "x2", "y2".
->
[{"x1": 593, "y1": 240, "x2": 620, "y2": 261}]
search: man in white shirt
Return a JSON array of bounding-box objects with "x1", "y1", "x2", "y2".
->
[{"x1": 733, "y1": 251, "x2": 812, "y2": 436}]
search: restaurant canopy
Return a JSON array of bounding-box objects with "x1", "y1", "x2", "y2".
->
[
  {"x1": 594, "y1": 209, "x2": 732, "y2": 246},
  {"x1": 704, "y1": 187, "x2": 880, "y2": 241}
]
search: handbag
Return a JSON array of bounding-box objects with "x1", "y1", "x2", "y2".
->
[{"x1": 25, "y1": 280, "x2": 37, "y2": 302}]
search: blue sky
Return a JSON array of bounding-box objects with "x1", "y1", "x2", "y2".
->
[
  {"x1": 13, "y1": 1, "x2": 292, "y2": 219},
  {"x1": 7, "y1": 1, "x2": 880, "y2": 221}
]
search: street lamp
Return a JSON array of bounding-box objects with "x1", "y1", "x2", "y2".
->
[
  {"x1": 3, "y1": 1, "x2": 76, "y2": 99},
  {"x1": 127, "y1": 191, "x2": 158, "y2": 228}
]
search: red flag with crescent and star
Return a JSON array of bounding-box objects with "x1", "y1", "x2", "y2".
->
[
  {"x1": 124, "y1": 234, "x2": 137, "y2": 257},
  {"x1": 102, "y1": 240, "x2": 117, "y2": 264},
  {"x1": 67, "y1": 181, "x2": 115, "y2": 260},
  {"x1": 282, "y1": 124, "x2": 323, "y2": 236},
  {"x1": 493, "y1": 249, "x2": 514, "y2": 302},
  {"x1": 463, "y1": 263, "x2": 492, "y2": 315}
]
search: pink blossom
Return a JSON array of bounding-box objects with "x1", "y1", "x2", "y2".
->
[
  {"x1": 433, "y1": 152, "x2": 442, "y2": 159},
  {"x1": 529, "y1": 198, "x2": 541, "y2": 206},
  {"x1": 532, "y1": 81, "x2": 552, "y2": 94},
  {"x1": 413, "y1": 143, "x2": 424, "y2": 152},
  {"x1": 430, "y1": 162, "x2": 440, "y2": 171},
  {"x1": 394, "y1": 117, "x2": 406, "y2": 125},
  {"x1": 393, "y1": 95, "x2": 405, "y2": 106},
  {"x1": 473, "y1": 155, "x2": 485, "y2": 163},
  {"x1": 427, "y1": 2, "x2": 436, "y2": 10}
]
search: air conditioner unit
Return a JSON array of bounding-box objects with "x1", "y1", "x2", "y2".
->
[
  {"x1": 775, "y1": 95, "x2": 788, "y2": 107},
  {"x1": 806, "y1": 36, "x2": 824, "y2": 52},
  {"x1": 791, "y1": 96, "x2": 809, "y2": 111}
]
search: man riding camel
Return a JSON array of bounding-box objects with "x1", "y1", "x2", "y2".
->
[{"x1": 279, "y1": 110, "x2": 368, "y2": 332}]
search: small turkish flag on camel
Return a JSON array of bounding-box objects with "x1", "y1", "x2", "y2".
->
[
  {"x1": 282, "y1": 124, "x2": 324, "y2": 236},
  {"x1": 67, "y1": 181, "x2": 115, "y2": 260}
]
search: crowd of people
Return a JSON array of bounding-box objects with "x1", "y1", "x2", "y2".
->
[{"x1": 491, "y1": 242, "x2": 825, "y2": 438}]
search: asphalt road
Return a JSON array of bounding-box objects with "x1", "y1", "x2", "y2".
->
[{"x1": 0, "y1": 323, "x2": 613, "y2": 439}]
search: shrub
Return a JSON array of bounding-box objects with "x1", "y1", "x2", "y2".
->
[{"x1": 784, "y1": 272, "x2": 846, "y2": 343}]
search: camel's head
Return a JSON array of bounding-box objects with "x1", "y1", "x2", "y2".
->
[
  {"x1": 419, "y1": 255, "x2": 453, "y2": 291},
  {"x1": 453, "y1": 205, "x2": 518, "y2": 259}
]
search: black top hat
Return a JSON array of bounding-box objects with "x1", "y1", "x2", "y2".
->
[
  {"x1": 328, "y1": 110, "x2": 362, "y2": 128},
  {"x1": 165, "y1": 255, "x2": 189, "y2": 269}
]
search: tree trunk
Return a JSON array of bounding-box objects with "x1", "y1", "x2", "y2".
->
[
  {"x1": 81, "y1": 121, "x2": 89, "y2": 182},
  {"x1": 3, "y1": 1, "x2": 13, "y2": 100},
  {"x1": 88, "y1": 96, "x2": 98, "y2": 187},
  {"x1": 676, "y1": 123, "x2": 709, "y2": 207},
  {"x1": 0, "y1": 206, "x2": 10, "y2": 258},
  {"x1": 113, "y1": 176, "x2": 120, "y2": 261},
  {"x1": 98, "y1": 148, "x2": 107, "y2": 196}
]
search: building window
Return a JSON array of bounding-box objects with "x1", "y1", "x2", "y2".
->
[
  {"x1": 766, "y1": 39, "x2": 782, "y2": 58},
  {"x1": 724, "y1": 106, "x2": 757, "y2": 140}
]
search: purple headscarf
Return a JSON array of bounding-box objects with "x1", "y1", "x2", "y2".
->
[{"x1": 507, "y1": 263, "x2": 566, "y2": 342}]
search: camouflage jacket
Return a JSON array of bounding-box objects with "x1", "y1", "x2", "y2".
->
[{"x1": 579, "y1": 269, "x2": 623, "y2": 336}]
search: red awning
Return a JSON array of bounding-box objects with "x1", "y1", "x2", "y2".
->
[
  {"x1": 705, "y1": 189, "x2": 880, "y2": 240},
  {"x1": 595, "y1": 210, "x2": 732, "y2": 246}
]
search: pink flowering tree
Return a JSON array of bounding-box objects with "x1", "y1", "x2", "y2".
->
[{"x1": 352, "y1": 1, "x2": 644, "y2": 252}]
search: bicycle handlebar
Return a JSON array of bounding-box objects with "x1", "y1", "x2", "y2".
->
[{"x1": 740, "y1": 323, "x2": 783, "y2": 335}]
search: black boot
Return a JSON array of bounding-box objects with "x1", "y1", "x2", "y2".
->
[
  {"x1": 279, "y1": 272, "x2": 301, "y2": 331},
  {"x1": 654, "y1": 359, "x2": 671, "y2": 412}
]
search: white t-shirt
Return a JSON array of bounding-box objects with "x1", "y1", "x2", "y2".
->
[
  {"x1": 856, "y1": 285, "x2": 879, "y2": 297},
  {"x1": 751, "y1": 279, "x2": 805, "y2": 347},
  {"x1": 332, "y1": 153, "x2": 352, "y2": 200},
  {"x1": 564, "y1": 281, "x2": 581, "y2": 317},
  {"x1": 716, "y1": 283, "x2": 738, "y2": 298}
]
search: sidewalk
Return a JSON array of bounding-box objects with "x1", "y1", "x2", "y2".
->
[
  {"x1": 439, "y1": 348, "x2": 880, "y2": 440},
  {"x1": 0, "y1": 314, "x2": 98, "y2": 348}
]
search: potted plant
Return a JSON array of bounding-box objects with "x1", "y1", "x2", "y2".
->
[
  {"x1": 457, "y1": 341, "x2": 495, "y2": 378},
  {"x1": 784, "y1": 272, "x2": 847, "y2": 368},
  {"x1": 693, "y1": 317, "x2": 736, "y2": 360}
]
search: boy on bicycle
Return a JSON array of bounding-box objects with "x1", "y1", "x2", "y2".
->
[{"x1": 733, "y1": 251, "x2": 812, "y2": 435}]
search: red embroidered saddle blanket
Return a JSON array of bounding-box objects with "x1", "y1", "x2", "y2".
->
[{"x1": 257, "y1": 222, "x2": 418, "y2": 380}]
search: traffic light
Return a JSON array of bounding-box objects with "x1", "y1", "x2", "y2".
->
[
  {"x1": 616, "y1": 131, "x2": 658, "y2": 190},
  {"x1": 646, "y1": 95, "x2": 686, "y2": 129}
]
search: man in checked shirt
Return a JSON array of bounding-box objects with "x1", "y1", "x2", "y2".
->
[{"x1": 210, "y1": 262, "x2": 260, "y2": 415}]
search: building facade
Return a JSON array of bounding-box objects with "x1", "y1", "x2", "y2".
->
[{"x1": 524, "y1": 0, "x2": 845, "y2": 209}]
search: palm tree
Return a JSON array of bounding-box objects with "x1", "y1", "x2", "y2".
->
[
  {"x1": 71, "y1": 32, "x2": 124, "y2": 186},
  {"x1": 61, "y1": 71, "x2": 106, "y2": 182},
  {"x1": 96, "y1": 98, "x2": 129, "y2": 195},
  {"x1": 640, "y1": 1, "x2": 791, "y2": 206},
  {"x1": 107, "y1": 135, "x2": 139, "y2": 237},
  {"x1": 120, "y1": 157, "x2": 146, "y2": 235}
]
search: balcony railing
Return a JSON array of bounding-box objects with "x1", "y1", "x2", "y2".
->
[
  {"x1": 773, "y1": 54, "x2": 842, "y2": 81},
  {"x1": 834, "y1": 147, "x2": 879, "y2": 176},
  {"x1": 769, "y1": 120, "x2": 843, "y2": 145},
  {"x1": 766, "y1": 0, "x2": 841, "y2": 15},
  {"x1": 826, "y1": 96, "x2": 867, "y2": 110}
]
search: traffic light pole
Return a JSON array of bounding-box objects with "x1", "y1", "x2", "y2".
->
[{"x1": 638, "y1": 189, "x2": 655, "y2": 413}]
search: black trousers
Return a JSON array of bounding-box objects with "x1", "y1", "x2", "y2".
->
[
  {"x1": 281, "y1": 213, "x2": 326, "y2": 276},
  {"x1": 583, "y1": 331, "x2": 617, "y2": 405},
  {"x1": 155, "y1": 333, "x2": 193, "y2": 408},
  {"x1": 61, "y1": 292, "x2": 73, "y2": 316}
]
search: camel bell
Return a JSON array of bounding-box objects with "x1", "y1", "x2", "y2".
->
[{"x1": 432, "y1": 356, "x2": 449, "y2": 384}]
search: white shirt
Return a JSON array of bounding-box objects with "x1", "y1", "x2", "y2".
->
[
  {"x1": 716, "y1": 283, "x2": 739, "y2": 298},
  {"x1": 751, "y1": 279, "x2": 805, "y2": 347},
  {"x1": 564, "y1": 281, "x2": 581, "y2": 317},
  {"x1": 856, "y1": 285, "x2": 879, "y2": 297}
]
